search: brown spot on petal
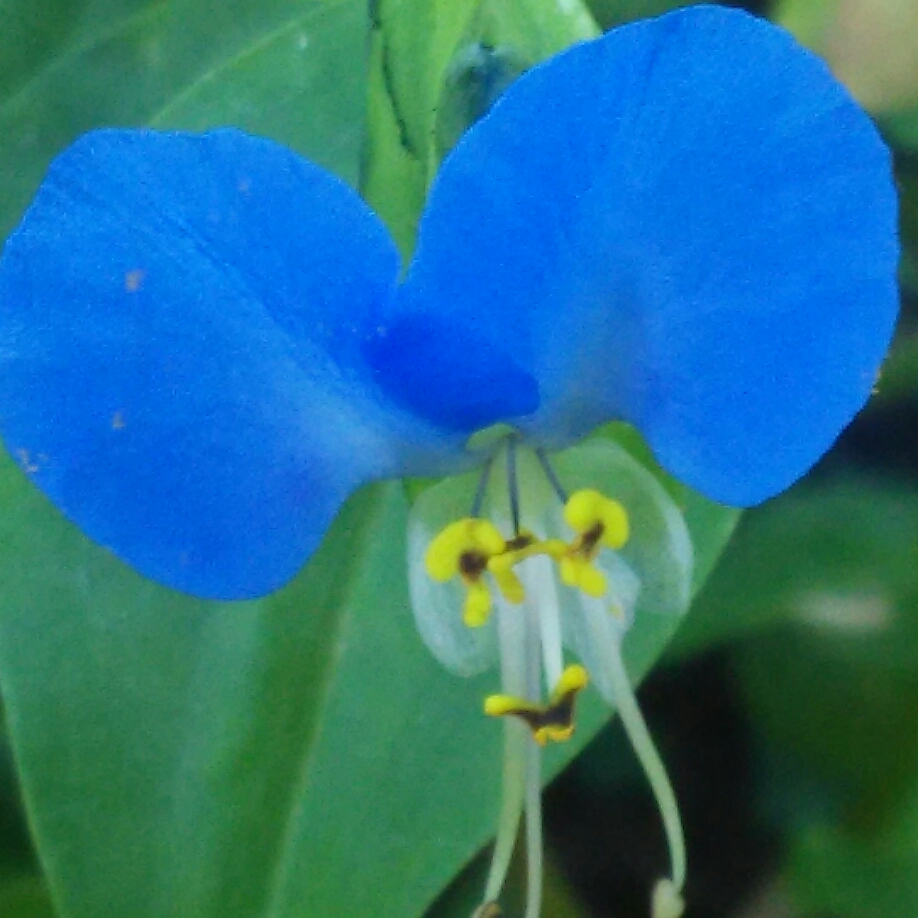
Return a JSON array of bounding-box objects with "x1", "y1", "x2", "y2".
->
[{"x1": 125, "y1": 269, "x2": 145, "y2": 292}]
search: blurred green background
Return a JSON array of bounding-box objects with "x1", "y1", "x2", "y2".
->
[{"x1": 1, "y1": 1, "x2": 917, "y2": 917}]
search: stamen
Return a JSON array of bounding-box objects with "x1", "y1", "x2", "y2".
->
[
  {"x1": 523, "y1": 598, "x2": 544, "y2": 918},
  {"x1": 598, "y1": 629, "x2": 686, "y2": 902},
  {"x1": 555, "y1": 489, "x2": 631, "y2": 599},
  {"x1": 425, "y1": 518, "x2": 508, "y2": 626},
  {"x1": 487, "y1": 534, "x2": 564, "y2": 609},
  {"x1": 471, "y1": 451, "x2": 495, "y2": 518},
  {"x1": 482, "y1": 593, "x2": 529, "y2": 906},
  {"x1": 463, "y1": 578, "x2": 492, "y2": 627},
  {"x1": 506, "y1": 438, "x2": 521, "y2": 535},
  {"x1": 559, "y1": 553, "x2": 608, "y2": 597},
  {"x1": 523, "y1": 735, "x2": 543, "y2": 918},
  {"x1": 535, "y1": 447, "x2": 568, "y2": 503},
  {"x1": 564, "y1": 489, "x2": 629, "y2": 550},
  {"x1": 484, "y1": 665, "x2": 588, "y2": 745},
  {"x1": 520, "y1": 555, "x2": 564, "y2": 692},
  {"x1": 652, "y1": 879, "x2": 686, "y2": 918}
]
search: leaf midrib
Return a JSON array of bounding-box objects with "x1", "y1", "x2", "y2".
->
[
  {"x1": 148, "y1": 0, "x2": 351, "y2": 128},
  {"x1": 258, "y1": 484, "x2": 396, "y2": 918},
  {"x1": 0, "y1": 1, "x2": 170, "y2": 121}
]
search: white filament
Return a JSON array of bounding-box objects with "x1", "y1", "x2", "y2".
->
[
  {"x1": 524, "y1": 738, "x2": 544, "y2": 918},
  {"x1": 483, "y1": 595, "x2": 529, "y2": 903},
  {"x1": 595, "y1": 624, "x2": 686, "y2": 891},
  {"x1": 521, "y1": 557, "x2": 564, "y2": 693},
  {"x1": 523, "y1": 598, "x2": 544, "y2": 918}
]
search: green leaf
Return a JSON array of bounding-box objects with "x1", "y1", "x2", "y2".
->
[
  {"x1": 738, "y1": 625, "x2": 918, "y2": 821},
  {"x1": 584, "y1": 0, "x2": 703, "y2": 30},
  {"x1": 721, "y1": 481, "x2": 918, "y2": 824},
  {"x1": 0, "y1": 874, "x2": 57, "y2": 918},
  {"x1": 771, "y1": 0, "x2": 838, "y2": 50},
  {"x1": 790, "y1": 781, "x2": 918, "y2": 918},
  {"x1": 0, "y1": 0, "x2": 368, "y2": 237},
  {"x1": 884, "y1": 106, "x2": 918, "y2": 150},
  {"x1": 673, "y1": 477, "x2": 918, "y2": 658},
  {"x1": 695, "y1": 479, "x2": 918, "y2": 918},
  {"x1": 894, "y1": 164, "x2": 918, "y2": 297}
]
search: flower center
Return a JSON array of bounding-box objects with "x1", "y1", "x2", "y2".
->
[
  {"x1": 424, "y1": 441, "x2": 628, "y2": 743},
  {"x1": 408, "y1": 433, "x2": 691, "y2": 918}
]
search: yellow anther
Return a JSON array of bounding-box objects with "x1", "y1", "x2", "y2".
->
[
  {"x1": 486, "y1": 533, "x2": 571, "y2": 603},
  {"x1": 426, "y1": 517, "x2": 601, "y2": 627},
  {"x1": 484, "y1": 664, "x2": 590, "y2": 745},
  {"x1": 553, "y1": 489, "x2": 630, "y2": 598},
  {"x1": 486, "y1": 531, "x2": 542, "y2": 603},
  {"x1": 484, "y1": 534, "x2": 527, "y2": 603},
  {"x1": 426, "y1": 518, "x2": 508, "y2": 627},
  {"x1": 564, "y1": 489, "x2": 629, "y2": 550},
  {"x1": 559, "y1": 555, "x2": 607, "y2": 597},
  {"x1": 488, "y1": 561, "x2": 525, "y2": 604},
  {"x1": 425, "y1": 518, "x2": 507, "y2": 581},
  {"x1": 463, "y1": 580, "x2": 492, "y2": 627},
  {"x1": 533, "y1": 537, "x2": 569, "y2": 561},
  {"x1": 554, "y1": 662, "x2": 589, "y2": 696}
]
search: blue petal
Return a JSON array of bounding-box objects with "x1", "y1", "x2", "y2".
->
[
  {"x1": 383, "y1": 6, "x2": 899, "y2": 505},
  {"x1": 0, "y1": 129, "x2": 457, "y2": 599}
]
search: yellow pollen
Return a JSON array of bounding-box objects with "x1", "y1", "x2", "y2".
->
[
  {"x1": 463, "y1": 580, "x2": 492, "y2": 627},
  {"x1": 484, "y1": 664, "x2": 589, "y2": 745},
  {"x1": 425, "y1": 518, "x2": 506, "y2": 582},
  {"x1": 426, "y1": 520, "x2": 580, "y2": 627},
  {"x1": 564, "y1": 489, "x2": 629, "y2": 550},
  {"x1": 554, "y1": 489, "x2": 630, "y2": 598},
  {"x1": 425, "y1": 488, "x2": 630, "y2": 628},
  {"x1": 486, "y1": 530, "x2": 544, "y2": 604},
  {"x1": 425, "y1": 518, "x2": 508, "y2": 626}
]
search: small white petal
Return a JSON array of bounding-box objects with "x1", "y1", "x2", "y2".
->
[
  {"x1": 554, "y1": 437, "x2": 693, "y2": 619},
  {"x1": 406, "y1": 473, "x2": 498, "y2": 677}
]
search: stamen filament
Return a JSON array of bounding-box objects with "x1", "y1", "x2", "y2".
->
[
  {"x1": 603, "y1": 635, "x2": 686, "y2": 893},
  {"x1": 472, "y1": 451, "x2": 496, "y2": 518},
  {"x1": 524, "y1": 736, "x2": 543, "y2": 918},
  {"x1": 484, "y1": 717, "x2": 527, "y2": 903},
  {"x1": 523, "y1": 598, "x2": 544, "y2": 918},
  {"x1": 524, "y1": 559, "x2": 564, "y2": 692},
  {"x1": 506, "y1": 438, "x2": 521, "y2": 535},
  {"x1": 483, "y1": 592, "x2": 529, "y2": 903},
  {"x1": 535, "y1": 447, "x2": 568, "y2": 503}
]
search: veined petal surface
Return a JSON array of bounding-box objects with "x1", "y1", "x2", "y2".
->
[
  {"x1": 382, "y1": 5, "x2": 899, "y2": 506},
  {"x1": 0, "y1": 129, "x2": 457, "y2": 599}
]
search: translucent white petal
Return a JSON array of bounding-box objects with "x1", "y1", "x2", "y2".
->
[
  {"x1": 406, "y1": 445, "x2": 553, "y2": 678},
  {"x1": 554, "y1": 437, "x2": 693, "y2": 619},
  {"x1": 560, "y1": 559, "x2": 641, "y2": 689},
  {"x1": 542, "y1": 437, "x2": 693, "y2": 690},
  {"x1": 406, "y1": 472, "x2": 499, "y2": 677}
]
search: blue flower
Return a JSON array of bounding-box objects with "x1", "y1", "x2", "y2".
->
[
  {"x1": 0, "y1": 7, "x2": 898, "y2": 603},
  {"x1": 0, "y1": 6, "x2": 899, "y2": 916}
]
